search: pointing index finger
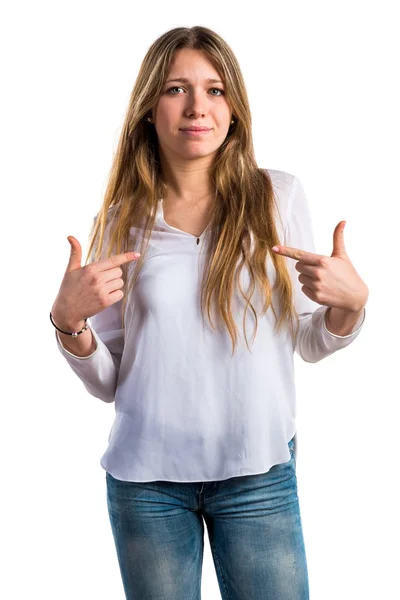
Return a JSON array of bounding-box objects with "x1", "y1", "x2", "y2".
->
[
  {"x1": 272, "y1": 246, "x2": 320, "y2": 265},
  {"x1": 96, "y1": 252, "x2": 141, "y2": 271}
]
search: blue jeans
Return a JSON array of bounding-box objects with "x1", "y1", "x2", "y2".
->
[{"x1": 106, "y1": 435, "x2": 309, "y2": 599}]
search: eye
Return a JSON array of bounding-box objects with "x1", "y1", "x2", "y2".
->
[
  {"x1": 166, "y1": 86, "x2": 225, "y2": 96},
  {"x1": 166, "y1": 86, "x2": 184, "y2": 94},
  {"x1": 209, "y1": 88, "x2": 225, "y2": 96}
]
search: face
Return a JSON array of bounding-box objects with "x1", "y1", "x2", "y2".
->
[{"x1": 151, "y1": 48, "x2": 233, "y2": 162}]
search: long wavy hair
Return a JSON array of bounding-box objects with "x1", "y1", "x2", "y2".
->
[{"x1": 85, "y1": 25, "x2": 299, "y2": 356}]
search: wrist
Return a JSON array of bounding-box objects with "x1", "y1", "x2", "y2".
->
[{"x1": 51, "y1": 310, "x2": 87, "y2": 333}]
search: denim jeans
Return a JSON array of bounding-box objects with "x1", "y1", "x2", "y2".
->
[{"x1": 106, "y1": 435, "x2": 309, "y2": 599}]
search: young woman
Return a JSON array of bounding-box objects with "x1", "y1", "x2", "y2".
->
[{"x1": 50, "y1": 25, "x2": 368, "y2": 600}]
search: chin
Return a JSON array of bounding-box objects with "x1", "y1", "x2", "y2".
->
[{"x1": 179, "y1": 148, "x2": 219, "y2": 159}]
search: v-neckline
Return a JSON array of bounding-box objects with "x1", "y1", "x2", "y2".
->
[{"x1": 158, "y1": 199, "x2": 211, "y2": 239}]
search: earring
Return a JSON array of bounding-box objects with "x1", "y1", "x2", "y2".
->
[
  {"x1": 231, "y1": 118, "x2": 235, "y2": 124},
  {"x1": 146, "y1": 117, "x2": 153, "y2": 123}
]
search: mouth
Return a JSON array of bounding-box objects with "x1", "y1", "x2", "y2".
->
[
  {"x1": 180, "y1": 128, "x2": 212, "y2": 136},
  {"x1": 180, "y1": 127, "x2": 212, "y2": 132}
]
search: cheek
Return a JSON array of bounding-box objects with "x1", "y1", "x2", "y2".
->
[
  {"x1": 156, "y1": 98, "x2": 178, "y2": 118},
  {"x1": 152, "y1": 100, "x2": 167, "y2": 124}
]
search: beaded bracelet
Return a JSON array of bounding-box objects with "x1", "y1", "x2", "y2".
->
[{"x1": 49, "y1": 312, "x2": 89, "y2": 337}]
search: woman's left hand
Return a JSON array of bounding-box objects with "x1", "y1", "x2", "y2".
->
[{"x1": 272, "y1": 221, "x2": 369, "y2": 313}]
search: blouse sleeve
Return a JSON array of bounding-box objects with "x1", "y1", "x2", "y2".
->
[
  {"x1": 55, "y1": 214, "x2": 125, "y2": 403},
  {"x1": 284, "y1": 175, "x2": 366, "y2": 363}
]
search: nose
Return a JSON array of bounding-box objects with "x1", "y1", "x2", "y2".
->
[{"x1": 184, "y1": 88, "x2": 207, "y2": 117}]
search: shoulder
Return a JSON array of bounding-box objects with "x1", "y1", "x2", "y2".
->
[
  {"x1": 261, "y1": 168, "x2": 299, "y2": 225},
  {"x1": 92, "y1": 204, "x2": 120, "y2": 232},
  {"x1": 89, "y1": 205, "x2": 121, "y2": 260},
  {"x1": 262, "y1": 168, "x2": 297, "y2": 193}
]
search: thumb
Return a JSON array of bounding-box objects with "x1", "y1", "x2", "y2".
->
[{"x1": 66, "y1": 236, "x2": 82, "y2": 272}]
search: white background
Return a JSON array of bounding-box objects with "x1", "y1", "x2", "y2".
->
[{"x1": 1, "y1": 1, "x2": 398, "y2": 598}]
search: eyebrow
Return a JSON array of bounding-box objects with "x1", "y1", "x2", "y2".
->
[{"x1": 164, "y1": 77, "x2": 224, "y2": 85}]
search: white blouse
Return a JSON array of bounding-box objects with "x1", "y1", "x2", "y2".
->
[{"x1": 55, "y1": 169, "x2": 366, "y2": 482}]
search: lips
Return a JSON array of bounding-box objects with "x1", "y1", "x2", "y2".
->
[{"x1": 180, "y1": 127, "x2": 211, "y2": 131}]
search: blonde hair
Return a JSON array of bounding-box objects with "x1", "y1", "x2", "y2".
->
[{"x1": 86, "y1": 25, "x2": 299, "y2": 356}]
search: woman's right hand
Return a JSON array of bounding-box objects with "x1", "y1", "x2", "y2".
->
[{"x1": 51, "y1": 236, "x2": 141, "y2": 330}]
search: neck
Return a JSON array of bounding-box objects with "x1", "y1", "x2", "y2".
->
[{"x1": 159, "y1": 151, "x2": 216, "y2": 206}]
